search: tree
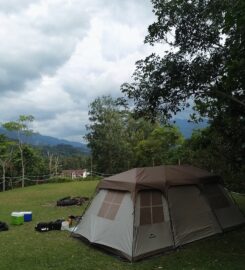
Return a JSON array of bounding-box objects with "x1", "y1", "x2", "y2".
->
[
  {"x1": 0, "y1": 135, "x2": 15, "y2": 191},
  {"x1": 135, "y1": 125, "x2": 184, "y2": 167},
  {"x1": 47, "y1": 151, "x2": 54, "y2": 175},
  {"x1": 60, "y1": 155, "x2": 89, "y2": 170},
  {"x1": 86, "y1": 96, "x2": 132, "y2": 174},
  {"x1": 11, "y1": 145, "x2": 47, "y2": 182},
  {"x1": 178, "y1": 127, "x2": 245, "y2": 192},
  {"x1": 122, "y1": 0, "x2": 245, "y2": 185},
  {"x1": 122, "y1": 0, "x2": 245, "y2": 119},
  {"x1": 53, "y1": 156, "x2": 60, "y2": 175},
  {"x1": 47, "y1": 152, "x2": 60, "y2": 175},
  {"x1": 3, "y1": 115, "x2": 34, "y2": 188},
  {"x1": 86, "y1": 96, "x2": 185, "y2": 174},
  {"x1": 125, "y1": 115, "x2": 158, "y2": 168}
]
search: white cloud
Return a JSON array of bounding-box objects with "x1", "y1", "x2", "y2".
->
[
  {"x1": 0, "y1": 0, "x2": 38, "y2": 13},
  {"x1": 32, "y1": 110, "x2": 88, "y2": 142},
  {"x1": 0, "y1": 0, "x2": 168, "y2": 143},
  {"x1": 0, "y1": 0, "x2": 92, "y2": 93}
]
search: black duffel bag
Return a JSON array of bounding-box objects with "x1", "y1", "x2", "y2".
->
[
  {"x1": 0, "y1": 221, "x2": 9, "y2": 232},
  {"x1": 56, "y1": 196, "x2": 89, "y2": 206},
  {"x1": 35, "y1": 219, "x2": 64, "y2": 232}
]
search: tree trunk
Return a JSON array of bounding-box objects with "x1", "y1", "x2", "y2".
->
[
  {"x1": 2, "y1": 164, "x2": 6, "y2": 192},
  {"x1": 48, "y1": 152, "x2": 53, "y2": 174},
  {"x1": 19, "y1": 144, "x2": 25, "y2": 188},
  {"x1": 52, "y1": 156, "x2": 59, "y2": 176},
  {"x1": 9, "y1": 178, "x2": 13, "y2": 190},
  {"x1": 90, "y1": 155, "x2": 93, "y2": 177},
  {"x1": 0, "y1": 160, "x2": 6, "y2": 192}
]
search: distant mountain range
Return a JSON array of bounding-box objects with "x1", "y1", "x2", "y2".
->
[
  {"x1": 0, "y1": 127, "x2": 89, "y2": 153},
  {"x1": 172, "y1": 118, "x2": 208, "y2": 138},
  {"x1": 0, "y1": 118, "x2": 208, "y2": 152}
]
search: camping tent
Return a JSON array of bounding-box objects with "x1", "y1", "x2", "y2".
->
[{"x1": 72, "y1": 165, "x2": 245, "y2": 261}]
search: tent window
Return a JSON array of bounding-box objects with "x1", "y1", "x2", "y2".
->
[
  {"x1": 204, "y1": 184, "x2": 230, "y2": 209},
  {"x1": 98, "y1": 190, "x2": 125, "y2": 220},
  {"x1": 140, "y1": 190, "x2": 164, "y2": 225}
]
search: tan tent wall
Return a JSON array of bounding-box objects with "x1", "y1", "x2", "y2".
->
[
  {"x1": 133, "y1": 190, "x2": 174, "y2": 258},
  {"x1": 168, "y1": 185, "x2": 222, "y2": 246},
  {"x1": 203, "y1": 184, "x2": 245, "y2": 230},
  {"x1": 74, "y1": 190, "x2": 134, "y2": 258}
]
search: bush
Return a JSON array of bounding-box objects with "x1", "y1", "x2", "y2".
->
[
  {"x1": 48, "y1": 175, "x2": 102, "y2": 183},
  {"x1": 47, "y1": 176, "x2": 74, "y2": 183},
  {"x1": 82, "y1": 175, "x2": 102, "y2": 181}
]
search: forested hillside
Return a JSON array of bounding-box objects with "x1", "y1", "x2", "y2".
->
[
  {"x1": 0, "y1": 127, "x2": 88, "y2": 152},
  {"x1": 0, "y1": 116, "x2": 90, "y2": 192}
]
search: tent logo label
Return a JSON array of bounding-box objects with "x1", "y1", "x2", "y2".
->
[{"x1": 149, "y1": 233, "x2": 156, "y2": 239}]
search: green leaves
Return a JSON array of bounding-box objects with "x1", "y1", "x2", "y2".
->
[
  {"x1": 135, "y1": 125, "x2": 184, "y2": 166},
  {"x1": 1, "y1": 115, "x2": 35, "y2": 188},
  {"x1": 86, "y1": 96, "x2": 185, "y2": 173},
  {"x1": 121, "y1": 0, "x2": 245, "y2": 189},
  {"x1": 86, "y1": 96, "x2": 132, "y2": 174},
  {"x1": 2, "y1": 115, "x2": 34, "y2": 136},
  {"x1": 123, "y1": 0, "x2": 245, "y2": 119}
]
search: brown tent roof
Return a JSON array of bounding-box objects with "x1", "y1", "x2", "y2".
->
[{"x1": 98, "y1": 165, "x2": 222, "y2": 195}]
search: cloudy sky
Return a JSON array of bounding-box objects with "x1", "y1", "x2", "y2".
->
[{"x1": 0, "y1": 0, "x2": 167, "y2": 143}]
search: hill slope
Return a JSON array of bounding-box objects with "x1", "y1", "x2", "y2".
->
[
  {"x1": 173, "y1": 118, "x2": 208, "y2": 138},
  {"x1": 0, "y1": 127, "x2": 89, "y2": 153}
]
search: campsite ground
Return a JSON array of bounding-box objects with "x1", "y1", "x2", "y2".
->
[{"x1": 0, "y1": 181, "x2": 244, "y2": 270}]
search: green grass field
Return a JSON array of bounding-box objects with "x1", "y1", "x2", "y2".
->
[{"x1": 0, "y1": 181, "x2": 244, "y2": 270}]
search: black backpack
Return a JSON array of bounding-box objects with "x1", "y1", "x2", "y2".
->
[
  {"x1": 35, "y1": 219, "x2": 64, "y2": 232},
  {"x1": 56, "y1": 196, "x2": 78, "y2": 206},
  {"x1": 56, "y1": 196, "x2": 89, "y2": 207},
  {"x1": 0, "y1": 221, "x2": 9, "y2": 232}
]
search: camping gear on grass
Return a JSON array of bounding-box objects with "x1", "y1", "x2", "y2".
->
[
  {"x1": 0, "y1": 221, "x2": 9, "y2": 231},
  {"x1": 68, "y1": 215, "x2": 82, "y2": 223},
  {"x1": 56, "y1": 196, "x2": 89, "y2": 206},
  {"x1": 11, "y1": 212, "x2": 24, "y2": 225},
  {"x1": 72, "y1": 165, "x2": 245, "y2": 261},
  {"x1": 20, "y1": 211, "x2": 32, "y2": 222},
  {"x1": 35, "y1": 219, "x2": 64, "y2": 232},
  {"x1": 61, "y1": 221, "x2": 70, "y2": 231}
]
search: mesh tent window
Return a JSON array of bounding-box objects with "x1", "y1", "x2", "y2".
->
[
  {"x1": 204, "y1": 184, "x2": 230, "y2": 210},
  {"x1": 98, "y1": 190, "x2": 125, "y2": 220},
  {"x1": 140, "y1": 190, "x2": 164, "y2": 225}
]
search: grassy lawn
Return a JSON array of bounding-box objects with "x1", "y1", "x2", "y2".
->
[{"x1": 0, "y1": 181, "x2": 244, "y2": 270}]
